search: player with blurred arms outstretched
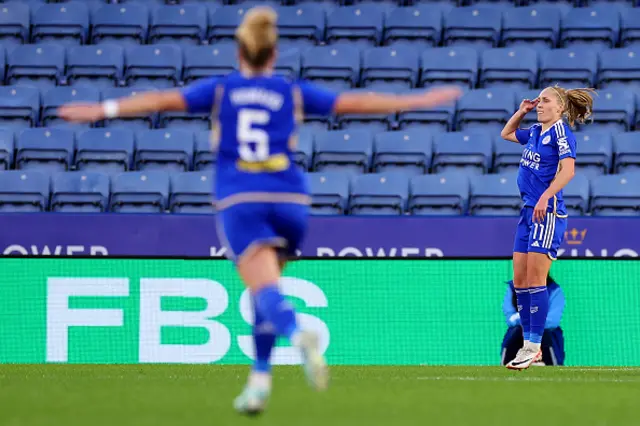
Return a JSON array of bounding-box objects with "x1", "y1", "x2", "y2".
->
[
  {"x1": 58, "y1": 5, "x2": 461, "y2": 415},
  {"x1": 500, "y1": 86, "x2": 595, "y2": 370}
]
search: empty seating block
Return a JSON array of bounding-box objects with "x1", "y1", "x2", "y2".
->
[
  {"x1": 302, "y1": 45, "x2": 361, "y2": 91},
  {"x1": 314, "y1": 130, "x2": 372, "y2": 174},
  {"x1": 135, "y1": 129, "x2": 194, "y2": 173},
  {"x1": 573, "y1": 131, "x2": 612, "y2": 177},
  {"x1": 597, "y1": 49, "x2": 640, "y2": 90},
  {"x1": 170, "y1": 171, "x2": 214, "y2": 214},
  {"x1": 208, "y1": 5, "x2": 249, "y2": 43},
  {"x1": 540, "y1": 49, "x2": 597, "y2": 88},
  {"x1": 614, "y1": 132, "x2": 640, "y2": 173},
  {"x1": 7, "y1": 44, "x2": 65, "y2": 89},
  {"x1": 0, "y1": 170, "x2": 49, "y2": 212},
  {"x1": 591, "y1": 174, "x2": 640, "y2": 216},
  {"x1": 150, "y1": 4, "x2": 207, "y2": 46},
  {"x1": 326, "y1": 4, "x2": 384, "y2": 47},
  {"x1": 0, "y1": 2, "x2": 29, "y2": 45},
  {"x1": 32, "y1": 2, "x2": 89, "y2": 45},
  {"x1": 124, "y1": 44, "x2": 182, "y2": 89},
  {"x1": 110, "y1": 171, "x2": 169, "y2": 213},
  {"x1": 349, "y1": 173, "x2": 409, "y2": 215},
  {"x1": 183, "y1": 43, "x2": 237, "y2": 82},
  {"x1": 42, "y1": 86, "x2": 101, "y2": 128},
  {"x1": 308, "y1": 171, "x2": 351, "y2": 215},
  {"x1": 433, "y1": 131, "x2": 493, "y2": 175},
  {"x1": 66, "y1": 45, "x2": 125, "y2": 89},
  {"x1": 384, "y1": 5, "x2": 445, "y2": 49},
  {"x1": 362, "y1": 46, "x2": 419, "y2": 91},
  {"x1": 0, "y1": 130, "x2": 14, "y2": 170},
  {"x1": 421, "y1": 47, "x2": 478, "y2": 89},
  {"x1": 76, "y1": 128, "x2": 134, "y2": 174},
  {"x1": 277, "y1": 4, "x2": 325, "y2": 48},
  {"x1": 103, "y1": 87, "x2": 157, "y2": 130},
  {"x1": 444, "y1": 6, "x2": 502, "y2": 49},
  {"x1": 590, "y1": 89, "x2": 634, "y2": 133},
  {"x1": 194, "y1": 130, "x2": 214, "y2": 171},
  {"x1": 51, "y1": 171, "x2": 110, "y2": 213},
  {"x1": 0, "y1": 86, "x2": 40, "y2": 129},
  {"x1": 16, "y1": 128, "x2": 74, "y2": 172},
  {"x1": 409, "y1": 173, "x2": 469, "y2": 215},
  {"x1": 91, "y1": 3, "x2": 149, "y2": 45},
  {"x1": 560, "y1": 6, "x2": 619, "y2": 50},
  {"x1": 480, "y1": 48, "x2": 538, "y2": 90},
  {"x1": 562, "y1": 173, "x2": 590, "y2": 216},
  {"x1": 373, "y1": 130, "x2": 432, "y2": 176},
  {"x1": 502, "y1": 6, "x2": 560, "y2": 49},
  {"x1": 469, "y1": 173, "x2": 521, "y2": 216},
  {"x1": 456, "y1": 89, "x2": 515, "y2": 133}
]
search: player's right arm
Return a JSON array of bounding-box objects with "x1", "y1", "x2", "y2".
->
[{"x1": 500, "y1": 99, "x2": 539, "y2": 144}]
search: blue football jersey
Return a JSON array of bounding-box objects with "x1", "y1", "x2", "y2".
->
[
  {"x1": 515, "y1": 120, "x2": 577, "y2": 215},
  {"x1": 181, "y1": 72, "x2": 337, "y2": 204}
]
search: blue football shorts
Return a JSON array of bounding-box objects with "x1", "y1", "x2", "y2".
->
[{"x1": 513, "y1": 206, "x2": 567, "y2": 260}]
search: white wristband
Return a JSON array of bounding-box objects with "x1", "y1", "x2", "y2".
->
[{"x1": 102, "y1": 100, "x2": 120, "y2": 119}]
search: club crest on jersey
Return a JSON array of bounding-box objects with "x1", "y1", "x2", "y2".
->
[{"x1": 542, "y1": 135, "x2": 551, "y2": 145}]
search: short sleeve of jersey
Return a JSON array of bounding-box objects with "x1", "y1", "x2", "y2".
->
[
  {"x1": 514, "y1": 128, "x2": 530, "y2": 145},
  {"x1": 556, "y1": 130, "x2": 577, "y2": 160},
  {"x1": 180, "y1": 77, "x2": 219, "y2": 114},
  {"x1": 298, "y1": 81, "x2": 338, "y2": 116}
]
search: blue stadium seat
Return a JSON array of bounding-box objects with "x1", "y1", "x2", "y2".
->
[
  {"x1": 597, "y1": 48, "x2": 640, "y2": 90},
  {"x1": 307, "y1": 171, "x2": 351, "y2": 215},
  {"x1": 183, "y1": 43, "x2": 237, "y2": 83},
  {"x1": 336, "y1": 88, "x2": 393, "y2": 133},
  {"x1": 469, "y1": 173, "x2": 521, "y2": 216},
  {"x1": 502, "y1": 6, "x2": 560, "y2": 50},
  {"x1": 621, "y1": 8, "x2": 640, "y2": 47},
  {"x1": 349, "y1": 173, "x2": 409, "y2": 216},
  {"x1": 362, "y1": 46, "x2": 420, "y2": 90},
  {"x1": 540, "y1": 49, "x2": 598, "y2": 88},
  {"x1": 433, "y1": 131, "x2": 493, "y2": 175},
  {"x1": 589, "y1": 89, "x2": 634, "y2": 133},
  {"x1": 0, "y1": 129, "x2": 14, "y2": 170},
  {"x1": 383, "y1": 5, "x2": 445, "y2": 49},
  {"x1": 373, "y1": 129, "x2": 433, "y2": 176},
  {"x1": 124, "y1": 44, "x2": 182, "y2": 89},
  {"x1": 562, "y1": 173, "x2": 590, "y2": 216},
  {"x1": 110, "y1": 170, "x2": 170, "y2": 213},
  {"x1": 67, "y1": 45, "x2": 125, "y2": 89},
  {"x1": 573, "y1": 131, "x2": 613, "y2": 177},
  {"x1": 326, "y1": 4, "x2": 384, "y2": 47},
  {"x1": 135, "y1": 129, "x2": 194, "y2": 173},
  {"x1": 42, "y1": 86, "x2": 101, "y2": 128},
  {"x1": 0, "y1": 170, "x2": 49, "y2": 212},
  {"x1": 293, "y1": 128, "x2": 314, "y2": 170},
  {"x1": 314, "y1": 129, "x2": 373, "y2": 174},
  {"x1": 408, "y1": 173, "x2": 469, "y2": 216},
  {"x1": 444, "y1": 6, "x2": 502, "y2": 49},
  {"x1": 277, "y1": 4, "x2": 325, "y2": 47},
  {"x1": 150, "y1": 4, "x2": 207, "y2": 45},
  {"x1": 560, "y1": 6, "x2": 620, "y2": 49},
  {"x1": 0, "y1": 2, "x2": 29, "y2": 45},
  {"x1": 494, "y1": 138, "x2": 524, "y2": 173},
  {"x1": 398, "y1": 98, "x2": 456, "y2": 133},
  {"x1": 275, "y1": 48, "x2": 301, "y2": 80},
  {"x1": 16, "y1": 128, "x2": 75, "y2": 172},
  {"x1": 420, "y1": 47, "x2": 478, "y2": 89},
  {"x1": 614, "y1": 132, "x2": 640, "y2": 173},
  {"x1": 194, "y1": 130, "x2": 214, "y2": 171},
  {"x1": 207, "y1": 5, "x2": 248, "y2": 43},
  {"x1": 591, "y1": 173, "x2": 640, "y2": 216},
  {"x1": 75, "y1": 128, "x2": 134, "y2": 174},
  {"x1": 51, "y1": 171, "x2": 110, "y2": 213},
  {"x1": 91, "y1": 3, "x2": 149, "y2": 46},
  {"x1": 0, "y1": 86, "x2": 41, "y2": 129},
  {"x1": 170, "y1": 171, "x2": 215, "y2": 214},
  {"x1": 32, "y1": 2, "x2": 89, "y2": 45},
  {"x1": 7, "y1": 44, "x2": 65, "y2": 89},
  {"x1": 456, "y1": 88, "x2": 516, "y2": 133},
  {"x1": 480, "y1": 47, "x2": 538, "y2": 90},
  {"x1": 158, "y1": 109, "x2": 210, "y2": 130},
  {"x1": 301, "y1": 45, "x2": 361, "y2": 90},
  {"x1": 102, "y1": 87, "x2": 157, "y2": 130}
]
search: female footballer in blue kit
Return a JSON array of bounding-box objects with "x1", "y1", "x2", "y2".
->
[
  {"x1": 500, "y1": 86, "x2": 595, "y2": 370},
  {"x1": 59, "y1": 6, "x2": 462, "y2": 415}
]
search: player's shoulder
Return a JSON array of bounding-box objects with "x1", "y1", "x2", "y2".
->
[
  {"x1": 550, "y1": 120, "x2": 574, "y2": 140},
  {"x1": 528, "y1": 123, "x2": 542, "y2": 135}
]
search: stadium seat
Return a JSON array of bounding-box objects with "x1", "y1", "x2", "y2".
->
[
  {"x1": 207, "y1": 5, "x2": 249, "y2": 43},
  {"x1": 362, "y1": 46, "x2": 420, "y2": 90},
  {"x1": 169, "y1": 171, "x2": 215, "y2": 214},
  {"x1": 383, "y1": 5, "x2": 446, "y2": 49},
  {"x1": 560, "y1": 6, "x2": 620, "y2": 49},
  {"x1": 149, "y1": 4, "x2": 207, "y2": 46},
  {"x1": 502, "y1": 6, "x2": 560, "y2": 50},
  {"x1": 349, "y1": 173, "x2": 409, "y2": 216},
  {"x1": 591, "y1": 173, "x2": 640, "y2": 216},
  {"x1": 397, "y1": 88, "x2": 457, "y2": 132},
  {"x1": 408, "y1": 173, "x2": 469, "y2": 216},
  {"x1": 336, "y1": 88, "x2": 393, "y2": 133},
  {"x1": 277, "y1": 4, "x2": 325, "y2": 48},
  {"x1": 614, "y1": 132, "x2": 640, "y2": 173},
  {"x1": 313, "y1": 129, "x2": 373, "y2": 174},
  {"x1": 0, "y1": 129, "x2": 14, "y2": 171},
  {"x1": 307, "y1": 171, "x2": 351, "y2": 215},
  {"x1": 0, "y1": 170, "x2": 49, "y2": 212},
  {"x1": 110, "y1": 170, "x2": 170, "y2": 213},
  {"x1": 0, "y1": 2, "x2": 30, "y2": 45},
  {"x1": 469, "y1": 173, "x2": 521, "y2": 216},
  {"x1": 32, "y1": 2, "x2": 89, "y2": 45},
  {"x1": 0, "y1": 86, "x2": 41, "y2": 129},
  {"x1": 444, "y1": 6, "x2": 502, "y2": 49},
  {"x1": 7, "y1": 44, "x2": 65, "y2": 89},
  {"x1": 562, "y1": 173, "x2": 590, "y2": 216},
  {"x1": 540, "y1": 49, "x2": 598, "y2": 88},
  {"x1": 42, "y1": 86, "x2": 101, "y2": 128},
  {"x1": 102, "y1": 87, "x2": 157, "y2": 130},
  {"x1": 589, "y1": 89, "x2": 634, "y2": 133},
  {"x1": 597, "y1": 49, "x2": 640, "y2": 90},
  {"x1": 275, "y1": 48, "x2": 301, "y2": 80},
  {"x1": 620, "y1": 8, "x2": 640, "y2": 47},
  {"x1": 67, "y1": 45, "x2": 125, "y2": 89},
  {"x1": 51, "y1": 171, "x2": 110, "y2": 213},
  {"x1": 433, "y1": 131, "x2": 493, "y2": 175},
  {"x1": 124, "y1": 44, "x2": 182, "y2": 89},
  {"x1": 326, "y1": 4, "x2": 384, "y2": 47},
  {"x1": 494, "y1": 138, "x2": 524, "y2": 173},
  {"x1": 194, "y1": 130, "x2": 214, "y2": 171},
  {"x1": 183, "y1": 43, "x2": 237, "y2": 83},
  {"x1": 91, "y1": 3, "x2": 149, "y2": 46},
  {"x1": 75, "y1": 128, "x2": 134, "y2": 174},
  {"x1": 573, "y1": 131, "x2": 613, "y2": 177},
  {"x1": 373, "y1": 129, "x2": 433, "y2": 176},
  {"x1": 301, "y1": 45, "x2": 361, "y2": 90},
  {"x1": 293, "y1": 128, "x2": 314, "y2": 171},
  {"x1": 420, "y1": 47, "x2": 478, "y2": 89},
  {"x1": 135, "y1": 129, "x2": 194, "y2": 173},
  {"x1": 16, "y1": 128, "x2": 75, "y2": 172},
  {"x1": 480, "y1": 48, "x2": 538, "y2": 90},
  {"x1": 456, "y1": 88, "x2": 516, "y2": 133}
]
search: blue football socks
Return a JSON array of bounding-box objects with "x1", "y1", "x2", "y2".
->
[
  {"x1": 254, "y1": 285, "x2": 299, "y2": 341},
  {"x1": 529, "y1": 286, "x2": 549, "y2": 345},
  {"x1": 515, "y1": 288, "x2": 531, "y2": 342},
  {"x1": 252, "y1": 297, "x2": 276, "y2": 374}
]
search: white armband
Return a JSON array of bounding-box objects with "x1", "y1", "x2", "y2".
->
[{"x1": 102, "y1": 100, "x2": 120, "y2": 119}]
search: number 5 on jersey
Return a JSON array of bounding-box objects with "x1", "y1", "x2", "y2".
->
[{"x1": 237, "y1": 109, "x2": 270, "y2": 162}]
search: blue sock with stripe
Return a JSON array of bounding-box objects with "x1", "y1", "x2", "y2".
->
[
  {"x1": 515, "y1": 288, "x2": 531, "y2": 342},
  {"x1": 254, "y1": 285, "x2": 299, "y2": 341},
  {"x1": 252, "y1": 297, "x2": 276, "y2": 374},
  {"x1": 529, "y1": 286, "x2": 549, "y2": 345}
]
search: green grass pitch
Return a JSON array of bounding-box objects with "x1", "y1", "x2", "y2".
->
[{"x1": 1, "y1": 365, "x2": 639, "y2": 426}]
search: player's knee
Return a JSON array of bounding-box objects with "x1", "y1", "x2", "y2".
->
[{"x1": 238, "y1": 246, "x2": 281, "y2": 290}]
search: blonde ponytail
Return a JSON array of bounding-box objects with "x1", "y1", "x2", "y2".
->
[
  {"x1": 550, "y1": 85, "x2": 597, "y2": 127},
  {"x1": 235, "y1": 6, "x2": 278, "y2": 69}
]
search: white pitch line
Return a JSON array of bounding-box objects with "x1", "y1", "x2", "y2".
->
[{"x1": 416, "y1": 376, "x2": 640, "y2": 384}]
